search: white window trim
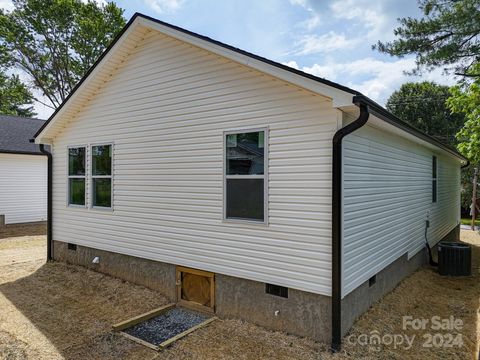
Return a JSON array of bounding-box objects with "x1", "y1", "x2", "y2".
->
[
  {"x1": 66, "y1": 145, "x2": 87, "y2": 208},
  {"x1": 90, "y1": 142, "x2": 114, "y2": 211},
  {"x1": 223, "y1": 127, "x2": 269, "y2": 225}
]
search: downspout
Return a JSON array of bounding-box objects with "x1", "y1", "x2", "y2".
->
[
  {"x1": 39, "y1": 144, "x2": 53, "y2": 261},
  {"x1": 331, "y1": 101, "x2": 369, "y2": 351}
]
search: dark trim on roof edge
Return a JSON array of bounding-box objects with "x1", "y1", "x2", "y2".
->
[
  {"x1": 353, "y1": 95, "x2": 467, "y2": 162},
  {"x1": 0, "y1": 150, "x2": 46, "y2": 156},
  {"x1": 33, "y1": 13, "x2": 468, "y2": 163}
]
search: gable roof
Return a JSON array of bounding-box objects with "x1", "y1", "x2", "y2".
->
[
  {"x1": 33, "y1": 12, "x2": 466, "y2": 163},
  {"x1": 0, "y1": 114, "x2": 46, "y2": 155}
]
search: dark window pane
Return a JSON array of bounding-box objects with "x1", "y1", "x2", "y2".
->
[
  {"x1": 69, "y1": 178, "x2": 85, "y2": 205},
  {"x1": 432, "y1": 180, "x2": 437, "y2": 203},
  {"x1": 432, "y1": 156, "x2": 437, "y2": 178},
  {"x1": 226, "y1": 179, "x2": 264, "y2": 221},
  {"x1": 92, "y1": 145, "x2": 112, "y2": 176},
  {"x1": 226, "y1": 131, "x2": 264, "y2": 175},
  {"x1": 69, "y1": 147, "x2": 85, "y2": 176},
  {"x1": 93, "y1": 178, "x2": 111, "y2": 207}
]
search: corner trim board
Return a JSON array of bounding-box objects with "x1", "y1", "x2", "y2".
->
[{"x1": 39, "y1": 144, "x2": 53, "y2": 261}]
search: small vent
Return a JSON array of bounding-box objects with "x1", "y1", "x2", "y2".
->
[
  {"x1": 266, "y1": 283, "x2": 288, "y2": 298},
  {"x1": 68, "y1": 243, "x2": 77, "y2": 251},
  {"x1": 369, "y1": 275, "x2": 376, "y2": 287}
]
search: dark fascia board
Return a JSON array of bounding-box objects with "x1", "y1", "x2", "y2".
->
[
  {"x1": 0, "y1": 149, "x2": 46, "y2": 156},
  {"x1": 353, "y1": 95, "x2": 467, "y2": 162},
  {"x1": 34, "y1": 13, "x2": 467, "y2": 163}
]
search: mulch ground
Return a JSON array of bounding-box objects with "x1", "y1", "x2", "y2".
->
[{"x1": 0, "y1": 223, "x2": 478, "y2": 359}]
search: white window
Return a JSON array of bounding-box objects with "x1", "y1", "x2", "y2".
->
[
  {"x1": 68, "y1": 146, "x2": 86, "y2": 206},
  {"x1": 224, "y1": 129, "x2": 268, "y2": 223},
  {"x1": 91, "y1": 144, "x2": 113, "y2": 208}
]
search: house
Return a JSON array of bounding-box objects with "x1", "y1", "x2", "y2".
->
[
  {"x1": 0, "y1": 114, "x2": 47, "y2": 225},
  {"x1": 33, "y1": 13, "x2": 466, "y2": 349}
]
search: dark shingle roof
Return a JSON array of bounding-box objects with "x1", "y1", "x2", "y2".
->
[{"x1": 0, "y1": 114, "x2": 46, "y2": 155}]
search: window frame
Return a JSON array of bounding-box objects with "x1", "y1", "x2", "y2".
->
[
  {"x1": 223, "y1": 127, "x2": 268, "y2": 225},
  {"x1": 90, "y1": 142, "x2": 114, "y2": 211},
  {"x1": 66, "y1": 145, "x2": 87, "y2": 208},
  {"x1": 432, "y1": 155, "x2": 437, "y2": 203}
]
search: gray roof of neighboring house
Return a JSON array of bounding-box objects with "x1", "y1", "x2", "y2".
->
[{"x1": 0, "y1": 114, "x2": 46, "y2": 155}]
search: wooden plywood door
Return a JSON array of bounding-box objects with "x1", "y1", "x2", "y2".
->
[{"x1": 176, "y1": 266, "x2": 215, "y2": 312}]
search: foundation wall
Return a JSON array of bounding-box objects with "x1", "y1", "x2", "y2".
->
[
  {"x1": 215, "y1": 274, "x2": 331, "y2": 342},
  {"x1": 340, "y1": 224, "x2": 460, "y2": 336},
  {"x1": 53, "y1": 240, "x2": 177, "y2": 300},
  {"x1": 52, "y1": 223, "x2": 460, "y2": 344},
  {"x1": 53, "y1": 240, "x2": 332, "y2": 342}
]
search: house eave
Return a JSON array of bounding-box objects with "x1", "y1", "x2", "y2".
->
[{"x1": 352, "y1": 95, "x2": 467, "y2": 163}]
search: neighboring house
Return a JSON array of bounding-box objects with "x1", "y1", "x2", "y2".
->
[
  {"x1": 0, "y1": 114, "x2": 47, "y2": 225},
  {"x1": 33, "y1": 13, "x2": 466, "y2": 348}
]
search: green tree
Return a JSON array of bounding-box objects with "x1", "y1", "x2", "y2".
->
[
  {"x1": 374, "y1": 0, "x2": 480, "y2": 78},
  {"x1": 386, "y1": 81, "x2": 465, "y2": 146},
  {"x1": 0, "y1": 72, "x2": 35, "y2": 117},
  {"x1": 0, "y1": 0, "x2": 126, "y2": 110},
  {"x1": 448, "y1": 64, "x2": 480, "y2": 162},
  {"x1": 446, "y1": 64, "x2": 480, "y2": 211}
]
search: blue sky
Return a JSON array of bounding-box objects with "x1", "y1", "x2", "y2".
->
[{"x1": 1, "y1": 0, "x2": 458, "y2": 118}]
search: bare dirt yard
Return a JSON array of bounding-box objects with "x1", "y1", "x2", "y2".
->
[{"x1": 0, "y1": 223, "x2": 478, "y2": 359}]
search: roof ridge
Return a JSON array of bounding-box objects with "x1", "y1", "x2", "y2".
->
[{"x1": 0, "y1": 113, "x2": 45, "y2": 121}]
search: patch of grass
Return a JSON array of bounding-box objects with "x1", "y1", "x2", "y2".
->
[
  {"x1": 461, "y1": 218, "x2": 480, "y2": 226},
  {"x1": 0, "y1": 222, "x2": 46, "y2": 239}
]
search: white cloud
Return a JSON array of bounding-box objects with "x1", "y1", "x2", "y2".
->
[
  {"x1": 81, "y1": 0, "x2": 108, "y2": 6},
  {"x1": 294, "y1": 32, "x2": 358, "y2": 55},
  {"x1": 301, "y1": 14, "x2": 321, "y2": 30},
  {"x1": 283, "y1": 57, "x2": 457, "y2": 105},
  {"x1": 289, "y1": 0, "x2": 322, "y2": 30},
  {"x1": 329, "y1": 0, "x2": 408, "y2": 42},
  {"x1": 291, "y1": 0, "x2": 412, "y2": 43},
  {"x1": 0, "y1": 0, "x2": 13, "y2": 11},
  {"x1": 288, "y1": 0, "x2": 308, "y2": 7},
  {"x1": 145, "y1": 0, "x2": 185, "y2": 14},
  {"x1": 282, "y1": 60, "x2": 300, "y2": 70}
]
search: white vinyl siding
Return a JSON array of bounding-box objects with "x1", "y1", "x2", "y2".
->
[
  {"x1": 49, "y1": 30, "x2": 338, "y2": 295},
  {"x1": 0, "y1": 153, "x2": 47, "y2": 224},
  {"x1": 342, "y1": 124, "x2": 461, "y2": 297}
]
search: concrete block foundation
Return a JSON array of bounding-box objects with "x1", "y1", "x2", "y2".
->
[
  {"x1": 52, "y1": 240, "x2": 332, "y2": 342},
  {"x1": 340, "y1": 224, "x2": 460, "y2": 336},
  {"x1": 52, "y1": 224, "x2": 460, "y2": 344},
  {"x1": 215, "y1": 274, "x2": 331, "y2": 342},
  {"x1": 53, "y1": 240, "x2": 177, "y2": 300}
]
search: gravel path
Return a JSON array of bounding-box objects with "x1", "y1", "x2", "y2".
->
[{"x1": 124, "y1": 307, "x2": 210, "y2": 346}]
